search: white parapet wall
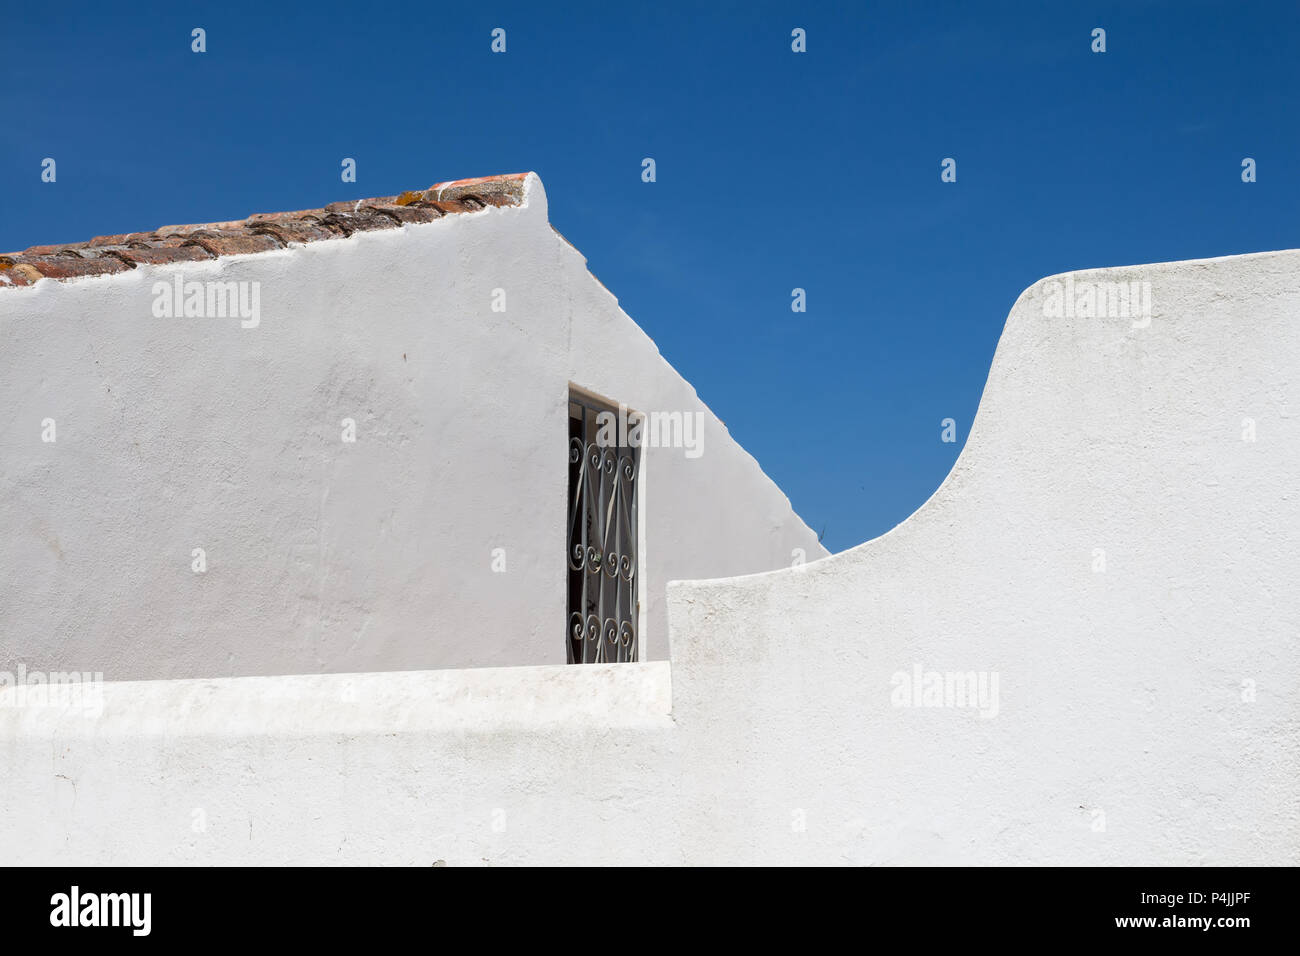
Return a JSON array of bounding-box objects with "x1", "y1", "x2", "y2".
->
[
  {"x1": 0, "y1": 662, "x2": 678, "y2": 866},
  {"x1": 2, "y1": 249, "x2": 1297, "y2": 865}
]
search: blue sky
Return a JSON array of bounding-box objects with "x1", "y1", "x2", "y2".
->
[{"x1": 4, "y1": 1, "x2": 1298, "y2": 552}]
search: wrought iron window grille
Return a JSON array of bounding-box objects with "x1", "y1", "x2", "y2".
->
[{"x1": 567, "y1": 391, "x2": 640, "y2": 664}]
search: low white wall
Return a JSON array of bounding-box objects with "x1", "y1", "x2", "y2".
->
[
  {"x1": 4, "y1": 249, "x2": 1294, "y2": 865},
  {"x1": 0, "y1": 174, "x2": 823, "y2": 678},
  {"x1": 0, "y1": 663, "x2": 677, "y2": 866}
]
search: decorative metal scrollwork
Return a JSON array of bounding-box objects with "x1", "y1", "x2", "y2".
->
[{"x1": 568, "y1": 396, "x2": 639, "y2": 663}]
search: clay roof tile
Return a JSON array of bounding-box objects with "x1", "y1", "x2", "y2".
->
[{"x1": 0, "y1": 173, "x2": 531, "y2": 290}]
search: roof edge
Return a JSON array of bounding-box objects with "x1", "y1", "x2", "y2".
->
[{"x1": 0, "y1": 172, "x2": 539, "y2": 289}]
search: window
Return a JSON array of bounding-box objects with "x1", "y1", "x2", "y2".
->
[{"x1": 567, "y1": 390, "x2": 640, "y2": 663}]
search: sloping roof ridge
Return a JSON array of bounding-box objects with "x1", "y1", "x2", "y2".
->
[{"x1": 0, "y1": 172, "x2": 531, "y2": 289}]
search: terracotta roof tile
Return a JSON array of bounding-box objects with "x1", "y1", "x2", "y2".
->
[
  {"x1": 428, "y1": 172, "x2": 529, "y2": 207},
  {"x1": 24, "y1": 242, "x2": 89, "y2": 257},
  {"x1": 110, "y1": 246, "x2": 215, "y2": 266},
  {"x1": 0, "y1": 254, "x2": 134, "y2": 280},
  {"x1": 155, "y1": 220, "x2": 249, "y2": 238},
  {"x1": 246, "y1": 220, "x2": 340, "y2": 244},
  {"x1": 316, "y1": 210, "x2": 402, "y2": 236},
  {"x1": 180, "y1": 231, "x2": 284, "y2": 257},
  {"x1": 323, "y1": 201, "x2": 365, "y2": 215},
  {"x1": 88, "y1": 233, "x2": 137, "y2": 248},
  {"x1": 0, "y1": 172, "x2": 531, "y2": 290},
  {"x1": 0, "y1": 264, "x2": 42, "y2": 287},
  {"x1": 361, "y1": 202, "x2": 447, "y2": 224},
  {"x1": 244, "y1": 209, "x2": 327, "y2": 223},
  {"x1": 424, "y1": 198, "x2": 481, "y2": 215}
]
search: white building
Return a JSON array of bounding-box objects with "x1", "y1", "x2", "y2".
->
[
  {"x1": 0, "y1": 172, "x2": 824, "y2": 678},
  {"x1": 1, "y1": 174, "x2": 1295, "y2": 866}
]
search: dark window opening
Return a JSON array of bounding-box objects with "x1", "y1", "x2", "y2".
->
[{"x1": 567, "y1": 391, "x2": 640, "y2": 663}]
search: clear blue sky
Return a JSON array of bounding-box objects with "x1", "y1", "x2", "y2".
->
[{"x1": 4, "y1": 1, "x2": 1297, "y2": 552}]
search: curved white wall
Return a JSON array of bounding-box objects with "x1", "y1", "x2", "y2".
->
[
  {"x1": 0, "y1": 174, "x2": 823, "y2": 679},
  {"x1": 665, "y1": 248, "x2": 1300, "y2": 864}
]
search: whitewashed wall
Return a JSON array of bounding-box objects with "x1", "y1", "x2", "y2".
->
[
  {"x1": 3, "y1": 249, "x2": 1294, "y2": 865},
  {"x1": 663, "y1": 248, "x2": 1300, "y2": 864},
  {"x1": 0, "y1": 174, "x2": 824, "y2": 678}
]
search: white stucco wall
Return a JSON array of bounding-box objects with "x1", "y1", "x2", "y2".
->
[
  {"x1": 663, "y1": 248, "x2": 1300, "y2": 864},
  {"x1": 0, "y1": 173, "x2": 824, "y2": 679},
  {"x1": 3, "y1": 248, "x2": 1294, "y2": 865}
]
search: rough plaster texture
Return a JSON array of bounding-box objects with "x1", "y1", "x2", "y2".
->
[
  {"x1": 3, "y1": 249, "x2": 1295, "y2": 865},
  {"x1": 0, "y1": 173, "x2": 824, "y2": 678}
]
